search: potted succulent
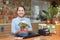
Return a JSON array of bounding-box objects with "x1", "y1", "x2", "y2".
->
[
  {"x1": 15, "y1": 21, "x2": 30, "y2": 37},
  {"x1": 18, "y1": 21, "x2": 30, "y2": 31}
]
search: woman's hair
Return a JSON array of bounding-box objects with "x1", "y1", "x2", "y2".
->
[{"x1": 17, "y1": 5, "x2": 25, "y2": 11}]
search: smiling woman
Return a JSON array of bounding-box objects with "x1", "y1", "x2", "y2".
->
[
  {"x1": 11, "y1": 5, "x2": 32, "y2": 37},
  {"x1": 17, "y1": 5, "x2": 25, "y2": 18}
]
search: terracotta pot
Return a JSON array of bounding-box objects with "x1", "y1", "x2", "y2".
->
[
  {"x1": 20, "y1": 26, "x2": 28, "y2": 32},
  {"x1": 52, "y1": 18, "x2": 60, "y2": 24},
  {"x1": 46, "y1": 20, "x2": 51, "y2": 24},
  {"x1": 20, "y1": 26, "x2": 25, "y2": 31}
]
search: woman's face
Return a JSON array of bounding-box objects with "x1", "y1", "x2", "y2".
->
[{"x1": 17, "y1": 7, "x2": 25, "y2": 18}]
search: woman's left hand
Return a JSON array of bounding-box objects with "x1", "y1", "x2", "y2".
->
[{"x1": 20, "y1": 28, "x2": 28, "y2": 32}]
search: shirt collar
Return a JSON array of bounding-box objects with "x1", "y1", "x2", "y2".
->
[{"x1": 17, "y1": 16, "x2": 25, "y2": 20}]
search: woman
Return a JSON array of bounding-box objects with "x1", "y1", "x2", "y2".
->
[{"x1": 11, "y1": 5, "x2": 32, "y2": 37}]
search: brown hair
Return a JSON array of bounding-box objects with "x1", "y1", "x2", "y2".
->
[{"x1": 17, "y1": 5, "x2": 25, "y2": 11}]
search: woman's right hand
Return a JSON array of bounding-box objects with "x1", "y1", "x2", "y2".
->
[
  {"x1": 20, "y1": 28, "x2": 28, "y2": 32},
  {"x1": 15, "y1": 28, "x2": 28, "y2": 35}
]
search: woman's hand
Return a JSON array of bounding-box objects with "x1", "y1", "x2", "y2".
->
[
  {"x1": 15, "y1": 28, "x2": 28, "y2": 35},
  {"x1": 20, "y1": 28, "x2": 28, "y2": 32}
]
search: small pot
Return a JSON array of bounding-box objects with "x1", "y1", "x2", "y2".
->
[
  {"x1": 52, "y1": 18, "x2": 60, "y2": 24},
  {"x1": 46, "y1": 20, "x2": 51, "y2": 24},
  {"x1": 20, "y1": 26, "x2": 28, "y2": 32}
]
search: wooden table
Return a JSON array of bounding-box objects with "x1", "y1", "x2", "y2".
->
[
  {"x1": 0, "y1": 23, "x2": 60, "y2": 40},
  {"x1": 0, "y1": 34, "x2": 60, "y2": 40}
]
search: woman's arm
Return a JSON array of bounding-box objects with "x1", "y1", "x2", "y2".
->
[
  {"x1": 11, "y1": 19, "x2": 20, "y2": 34},
  {"x1": 27, "y1": 18, "x2": 33, "y2": 32}
]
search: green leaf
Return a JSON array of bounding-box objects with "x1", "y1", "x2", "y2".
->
[
  {"x1": 42, "y1": 10, "x2": 51, "y2": 20},
  {"x1": 18, "y1": 22, "x2": 30, "y2": 28}
]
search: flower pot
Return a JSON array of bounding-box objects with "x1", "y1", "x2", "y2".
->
[
  {"x1": 46, "y1": 20, "x2": 51, "y2": 24},
  {"x1": 20, "y1": 26, "x2": 28, "y2": 32},
  {"x1": 52, "y1": 18, "x2": 60, "y2": 24}
]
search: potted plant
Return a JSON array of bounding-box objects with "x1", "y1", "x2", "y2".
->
[
  {"x1": 15, "y1": 21, "x2": 30, "y2": 37},
  {"x1": 42, "y1": 10, "x2": 51, "y2": 24},
  {"x1": 52, "y1": 6, "x2": 60, "y2": 24},
  {"x1": 42, "y1": 4, "x2": 58, "y2": 24},
  {"x1": 18, "y1": 21, "x2": 30, "y2": 31}
]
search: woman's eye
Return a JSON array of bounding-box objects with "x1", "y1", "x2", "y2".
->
[
  {"x1": 18, "y1": 9, "x2": 20, "y2": 11},
  {"x1": 22, "y1": 10, "x2": 24, "y2": 11}
]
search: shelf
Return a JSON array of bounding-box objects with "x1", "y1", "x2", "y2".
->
[
  {"x1": 0, "y1": 0, "x2": 31, "y2": 24},
  {"x1": 0, "y1": 22, "x2": 39, "y2": 26},
  {"x1": 0, "y1": 23, "x2": 11, "y2": 25},
  {"x1": 0, "y1": 21, "x2": 45, "y2": 26}
]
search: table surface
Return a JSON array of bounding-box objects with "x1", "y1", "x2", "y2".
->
[
  {"x1": 0, "y1": 34, "x2": 60, "y2": 40},
  {"x1": 0, "y1": 24, "x2": 60, "y2": 40}
]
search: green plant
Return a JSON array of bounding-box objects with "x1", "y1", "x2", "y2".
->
[
  {"x1": 42, "y1": 10, "x2": 51, "y2": 20},
  {"x1": 42, "y1": 4, "x2": 58, "y2": 20},
  {"x1": 57, "y1": 15, "x2": 60, "y2": 18},
  {"x1": 49, "y1": 5, "x2": 58, "y2": 18},
  {"x1": 56, "y1": 6, "x2": 60, "y2": 18},
  {"x1": 18, "y1": 22, "x2": 30, "y2": 28}
]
